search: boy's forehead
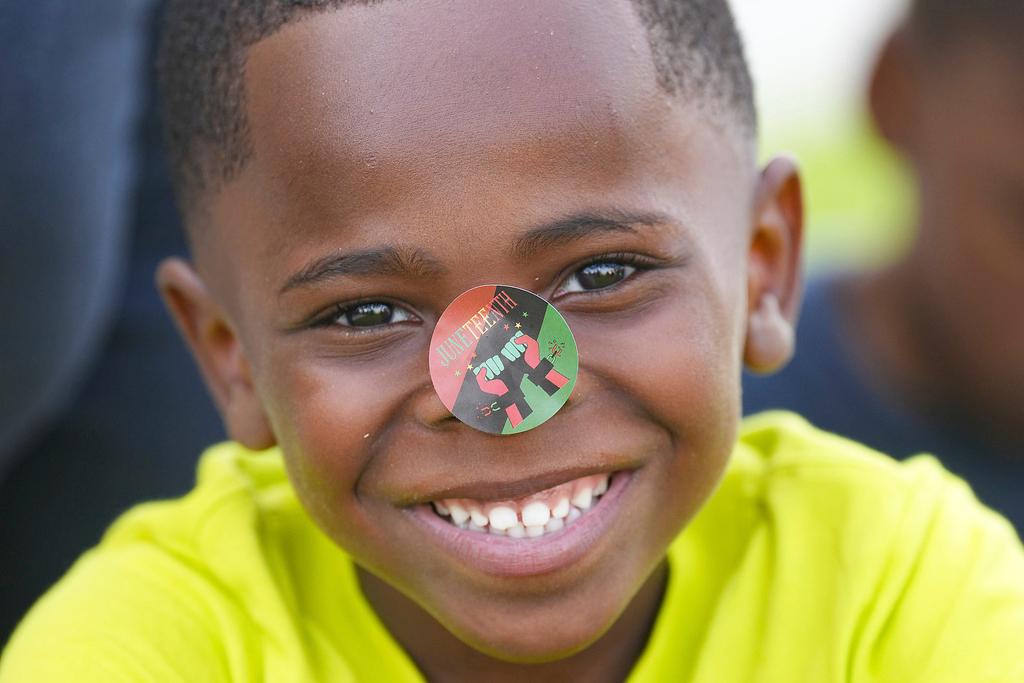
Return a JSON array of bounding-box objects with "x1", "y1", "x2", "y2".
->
[
  {"x1": 241, "y1": 0, "x2": 679, "y2": 204},
  {"x1": 246, "y1": 0, "x2": 658, "y2": 146}
]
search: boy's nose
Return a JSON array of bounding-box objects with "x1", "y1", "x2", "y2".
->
[{"x1": 411, "y1": 382, "x2": 462, "y2": 431}]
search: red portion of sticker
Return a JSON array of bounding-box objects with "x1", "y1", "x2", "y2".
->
[{"x1": 429, "y1": 285, "x2": 497, "y2": 410}]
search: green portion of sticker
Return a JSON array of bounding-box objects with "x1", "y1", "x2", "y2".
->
[{"x1": 500, "y1": 305, "x2": 578, "y2": 434}]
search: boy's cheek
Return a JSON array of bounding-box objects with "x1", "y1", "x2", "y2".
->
[
  {"x1": 565, "y1": 304, "x2": 738, "y2": 555},
  {"x1": 259, "y1": 353, "x2": 417, "y2": 512},
  {"x1": 570, "y1": 287, "x2": 741, "y2": 427}
]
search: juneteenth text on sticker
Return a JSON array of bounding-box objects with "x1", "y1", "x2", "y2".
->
[{"x1": 433, "y1": 289, "x2": 518, "y2": 368}]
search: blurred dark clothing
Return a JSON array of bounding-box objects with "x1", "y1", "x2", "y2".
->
[
  {"x1": 0, "y1": 1, "x2": 224, "y2": 641},
  {"x1": 0, "y1": 1, "x2": 149, "y2": 467},
  {"x1": 743, "y1": 275, "x2": 1023, "y2": 533}
]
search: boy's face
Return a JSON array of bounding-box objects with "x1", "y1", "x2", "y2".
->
[{"x1": 164, "y1": 0, "x2": 800, "y2": 664}]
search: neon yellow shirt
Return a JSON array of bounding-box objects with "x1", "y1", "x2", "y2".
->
[{"x1": 3, "y1": 412, "x2": 1023, "y2": 682}]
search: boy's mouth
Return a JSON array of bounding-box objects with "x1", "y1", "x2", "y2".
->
[
  {"x1": 428, "y1": 472, "x2": 611, "y2": 539},
  {"x1": 407, "y1": 469, "x2": 636, "y2": 578}
]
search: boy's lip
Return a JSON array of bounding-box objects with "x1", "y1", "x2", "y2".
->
[
  {"x1": 405, "y1": 469, "x2": 635, "y2": 578},
  {"x1": 401, "y1": 464, "x2": 636, "y2": 505}
]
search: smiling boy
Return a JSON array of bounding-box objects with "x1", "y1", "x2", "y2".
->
[{"x1": 2, "y1": 1, "x2": 1023, "y2": 681}]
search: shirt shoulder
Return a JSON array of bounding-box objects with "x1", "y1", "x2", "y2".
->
[
  {"x1": 0, "y1": 510, "x2": 261, "y2": 682},
  {"x1": 0, "y1": 445, "x2": 299, "y2": 682},
  {"x1": 1, "y1": 442, "x2": 422, "y2": 683},
  {"x1": 668, "y1": 412, "x2": 1024, "y2": 682}
]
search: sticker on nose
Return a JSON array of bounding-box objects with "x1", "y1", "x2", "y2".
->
[{"x1": 429, "y1": 285, "x2": 578, "y2": 435}]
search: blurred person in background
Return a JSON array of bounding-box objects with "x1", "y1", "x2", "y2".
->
[
  {"x1": 745, "y1": 0, "x2": 1024, "y2": 532},
  {"x1": 0, "y1": 0, "x2": 222, "y2": 640},
  {"x1": 0, "y1": 3, "x2": 143, "y2": 475}
]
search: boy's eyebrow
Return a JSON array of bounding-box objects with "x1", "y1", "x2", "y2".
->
[
  {"x1": 279, "y1": 211, "x2": 680, "y2": 294},
  {"x1": 279, "y1": 246, "x2": 447, "y2": 294},
  {"x1": 511, "y1": 210, "x2": 679, "y2": 260}
]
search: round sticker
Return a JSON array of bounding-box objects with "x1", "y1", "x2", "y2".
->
[{"x1": 429, "y1": 285, "x2": 578, "y2": 435}]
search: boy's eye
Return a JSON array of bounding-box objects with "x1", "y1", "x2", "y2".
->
[
  {"x1": 333, "y1": 302, "x2": 415, "y2": 328},
  {"x1": 560, "y1": 261, "x2": 637, "y2": 294}
]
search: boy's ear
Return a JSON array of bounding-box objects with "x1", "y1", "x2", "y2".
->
[
  {"x1": 744, "y1": 155, "x2": 804, "y2": 375},
  {"x1": 869, "y1": 25, "x2": 920, "y2": 153},
  {"x1": 156, "y1": 258, "x2": 276, "y2": 450}
]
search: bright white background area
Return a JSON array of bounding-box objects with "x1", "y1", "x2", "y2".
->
[
  {"x1": 730, "y1": 0, "x2": 916, "y2": 269},
  {"x1": 732, "y1": 0, "x2": 908, "y2": 137}
]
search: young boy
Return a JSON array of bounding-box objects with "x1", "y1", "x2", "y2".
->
[
  {"x1": 743, "y1": 0, "x2": 1024, "y2": 533},
  {"x1": 2, "y1": 1, "x2": 1022, "y2": 680}
]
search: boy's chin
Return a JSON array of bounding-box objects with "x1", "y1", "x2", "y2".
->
[
  {"x1": 359, "y1": 561, "x2": 639, "y2": 663},
  {"x1": 426, "y1": 562, "x2": 667, "y2": 666},
  {"x1": 439, "y1": 600, "x2": 625, "y2": 664}
]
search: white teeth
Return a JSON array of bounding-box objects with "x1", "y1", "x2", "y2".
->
[
  {"x1": 440, "y1": 499, "x2": 589, "y2": 537},
  {"x1": 433, "y1": 472, "x2": 616, "y2": 538},
  {"x1": 448, "y1": 503, "x2": 469, "y2": 525},
  {"x1": 521, "y1": 501, "x2": 551, "y2": 528},
  {"x1": 571, "y1": 487, "x2": 593, "y2": 510},
  {"x1": 469, "y1": 508, "x2": 489, "y2": 528},
  {"x1": 488, "y1": 506, "x2": 518, "y2": 530}
]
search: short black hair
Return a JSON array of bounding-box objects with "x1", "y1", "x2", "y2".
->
[
  {"x1": 910, "y1": 0, "x2": 1024, "y2": 53},
  {"x1": 158, "y1": 0, "x2": 756, "y2": 219}
]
